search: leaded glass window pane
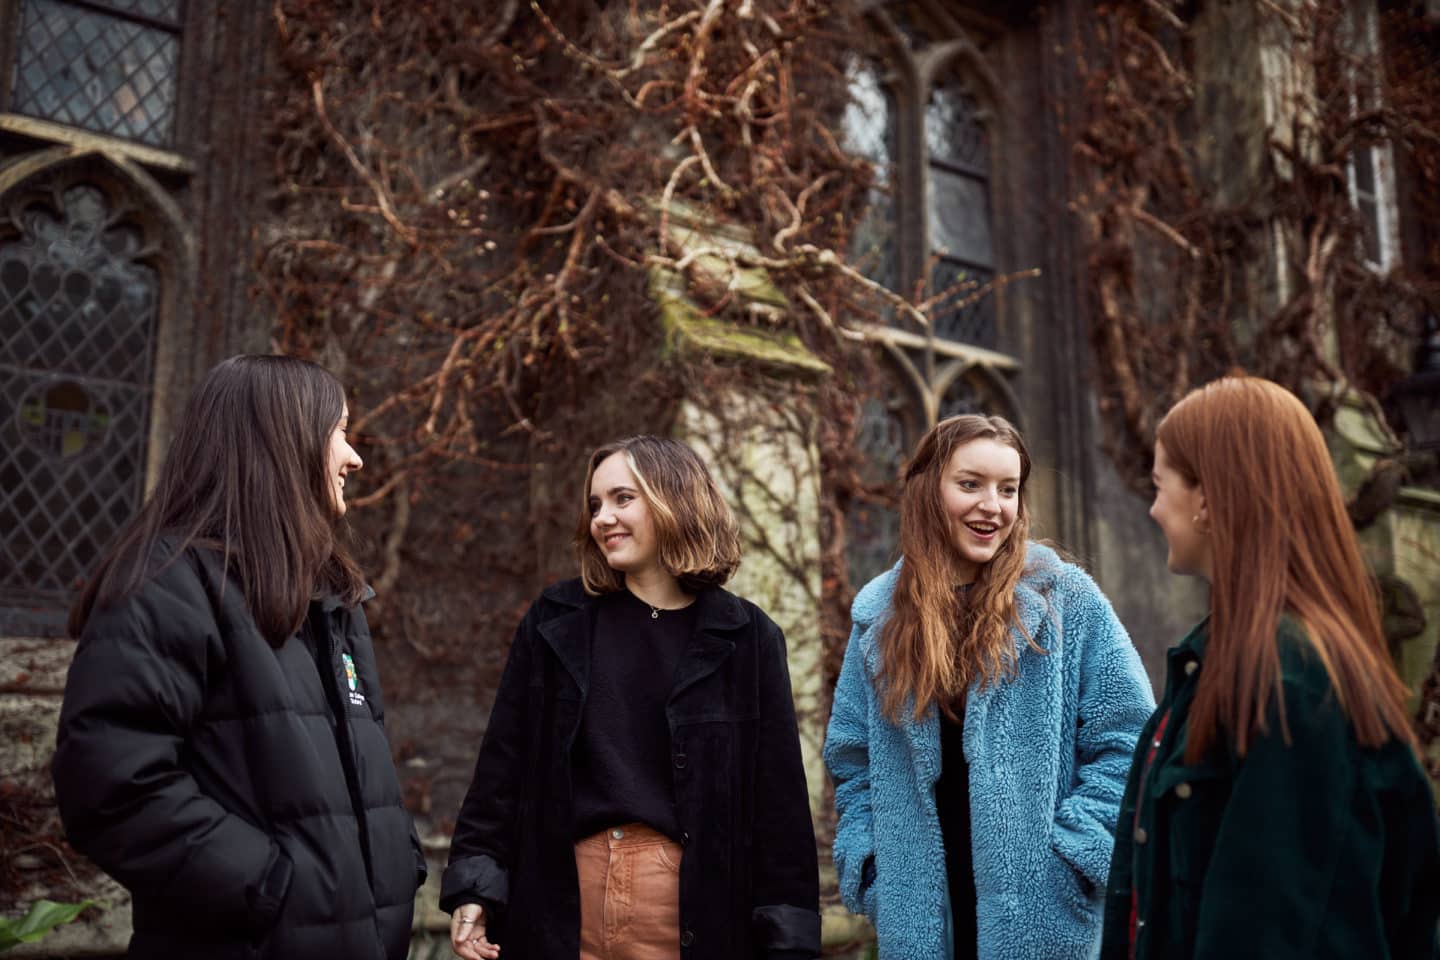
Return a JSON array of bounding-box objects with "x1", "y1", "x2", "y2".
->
[
  {"x1": 928, "y1": 168, "x2": 993, "y2": 267},
  {"x1": 843, "y1": 56, "x2": 900, "y2": 293},
  {"x1": 939, "y1": 377, "x2": 983, "y2": 420},
  {"x1": 0, "y1": 182, "x2": 158, "y2": 635},
  {"x1": 846, "y1": 396, "x2": 906, "y2": 588},
  {"x1": 10, "y1": 0, "x2": 183, "y2": 147},
  {"x1": 844, "y1": 58, "x2": 894, "y2": 171},
  {"x1": 932, "y1": 257, "x2": 995, "y2": 346},
  {"x1": 926, "y1": 82, "x2": 988, "y2": 175},
  {"x1": 926, "y1": 70, "x2": 994, "y2": 347},
  {"x1": 1351, "y1": 146, "x2": 1382, "y2": 264}
]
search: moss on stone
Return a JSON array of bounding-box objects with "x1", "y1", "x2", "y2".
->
[{"x1": 652, "y1": 280, "x2": 831, "y2": 378}]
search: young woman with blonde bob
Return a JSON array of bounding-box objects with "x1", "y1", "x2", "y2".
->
[
  {"x1": 1102, "y1": 376, "x2": 1440, "y2": 959},
  {"x1": 825, "y1": 414, "x2": 1154, "y2": 959},
  {"x1": 442, "y1": 435, "x2": 821, "y2": 960}
]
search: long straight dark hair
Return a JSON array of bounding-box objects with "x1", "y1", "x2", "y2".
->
[
  {"x1": 1157, "y1": 376, "x2": 1416, "y2": 761},
  {"x1": 69, "y1": 355, "x2": 366, "y2": 645}
]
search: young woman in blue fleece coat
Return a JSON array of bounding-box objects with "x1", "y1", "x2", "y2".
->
[{"x1": 825, "y1": 414, "x2": 1154, "y2": 960}]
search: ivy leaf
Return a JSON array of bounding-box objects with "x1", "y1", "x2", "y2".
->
[{"x1": 0, "y1": 900, "x2": 94, "y2": 951}]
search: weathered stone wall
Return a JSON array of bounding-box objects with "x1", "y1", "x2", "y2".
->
[
  {"x1": 0, "y1": 638, "x2": 129, "y2": 956},
  {"x1": 676, "y1": 388, "x2": 877, "y2": 951}
]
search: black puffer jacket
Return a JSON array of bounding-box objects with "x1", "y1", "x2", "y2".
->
[
  {"x1": 441, "y1": 578, "x2": 821, "y2": 960},
  {"x1": 53, "y1": 544, "x2": 424, "y2": 960}
]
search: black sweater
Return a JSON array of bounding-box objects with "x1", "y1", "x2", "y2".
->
[
  {"x1": 571, "y1": 589, "x2": 698, "y2": 840},
  {"x1": 937, "y1": 706, "x2": 978, "y2": 960}
]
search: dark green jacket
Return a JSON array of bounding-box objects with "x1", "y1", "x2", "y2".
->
[{"x1": 1101, "y1": 619, "x2": 1440, "y2": 960}]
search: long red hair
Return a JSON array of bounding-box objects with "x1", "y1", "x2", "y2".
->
[
  {"x1": 1157, "y1": 376, "x2": 1416, "y2": 761},
  {"x1": 878, "y1": 415, "x2": 1038, "y2": 723}
]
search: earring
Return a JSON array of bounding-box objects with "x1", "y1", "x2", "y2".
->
[{"x1": 1192, "y1": 514, "x2": 1209, "y2": 535}]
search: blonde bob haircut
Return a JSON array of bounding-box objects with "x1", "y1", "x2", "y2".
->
[{"x1": 574, "y1": 435, "x2": 742, "y2": 594}]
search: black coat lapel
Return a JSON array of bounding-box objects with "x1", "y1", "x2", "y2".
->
[
  {"x1": 669, "y1": 588, "x2": 747, "y2": 701},
  {"x1": 538, "y1": 602, "x2": 592, "y2": 696}
]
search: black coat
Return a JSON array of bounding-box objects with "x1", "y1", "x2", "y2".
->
[
  {"x1": 441, "y1": 579, "x2": 821, "y2": 960},
  {"x1": 53, "y1": 544, "x2": 425, "y2": 960}
]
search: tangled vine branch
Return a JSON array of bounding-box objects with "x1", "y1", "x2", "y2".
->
[{"x1": 1072, "y1": 0, "x2": 1440, "y2": 492}]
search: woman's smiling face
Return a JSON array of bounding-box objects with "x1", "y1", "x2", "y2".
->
[
  {"x1": 588, "y1": 452, "x2": 660, "y2": 577},
  {"x1": 324, "y1": 405, "x2": 363, "y2": 516},
  {"x1": 940, "y1": 437, "x2": 1022, "y2": 584}
]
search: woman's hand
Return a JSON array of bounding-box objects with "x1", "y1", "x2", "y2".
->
[{"x1": 450, "y1": 902, "x2": 499, "y2": 960}]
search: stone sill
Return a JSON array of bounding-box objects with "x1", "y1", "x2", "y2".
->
[{"x1": 0, "y1": 114, "x2": 192, "y2": 175}]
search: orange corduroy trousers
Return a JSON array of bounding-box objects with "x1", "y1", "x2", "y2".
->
[{"x1": 575, "y1": 822, "x2": 683, "y2": 960}]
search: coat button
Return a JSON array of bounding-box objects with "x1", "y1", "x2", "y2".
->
[
  {"x1": 673, "y1": 753, "x2": 687, "y2": 769},
  {"x1": 1134, "y1": 827, "x2": 1148, "y2": 844},
  {"x1": 681, "y1": 831, "x2": 691, "y2": 845},
  {"x1": 1175, "y1": 782, "x2": 1192, "y2": 799},
  {"x1": 680, "y1": 930, "x2": 695, "y2": 947},
  {"x1": 1184, "y1": 660, "x2": 1199, "y2": 676}
]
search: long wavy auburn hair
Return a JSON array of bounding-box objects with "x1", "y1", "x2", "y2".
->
[
  {"x1": 878, "y1": 414, "x2": 1038, "y2": 724},
  {"x1": 574, "y1": 435, "x2": 742, "y2": 594},
  {"x1": 1157, "y1": 376, "x2": 1417, "y2": 762},
  {"x1": 70, "y1": 355, "x2": 366, "y2": 645}
]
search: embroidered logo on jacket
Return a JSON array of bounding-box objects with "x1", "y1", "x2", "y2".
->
[{"x1": 341, "y1": 652, "x2": 365, "y2": 706}]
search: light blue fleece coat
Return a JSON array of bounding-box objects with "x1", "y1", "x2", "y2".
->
[{"x1": 824, "y1": 543, "x2": 1155, "y2": 960}]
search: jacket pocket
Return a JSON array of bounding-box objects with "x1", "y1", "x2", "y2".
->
[
  {"x1": 246, "y1": 842, "x2": 294, "y2": 951},
  {"x1": 858, "y1": 855, "x2": 878, "y2": 919},
  {"x1": 1045, "y1": 840, "x2": 1099, "y2": 923}
]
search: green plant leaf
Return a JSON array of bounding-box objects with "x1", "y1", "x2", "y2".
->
[{"x1": 0, "y1": 900, "x2": 94, "y2": 951}]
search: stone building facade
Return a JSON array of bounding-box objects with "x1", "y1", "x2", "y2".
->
[{"x1": 0, "y1": 0, "x2": 1435, "y2": 955}]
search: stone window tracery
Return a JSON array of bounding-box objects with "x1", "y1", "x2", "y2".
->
[
  {"x1": 840, "y1": 1, "x2": 1022, "y2": 587},
  {"x1": 0, "y1": 176, "x2": 161, "y2": 635}
]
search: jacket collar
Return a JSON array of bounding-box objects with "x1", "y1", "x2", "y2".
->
[
  {"x1": 671, "y1": 586, "x2": 747, "y2": 700},
  {"x1": 859, "y1": 541, "x2": 1063, "y2": 666},
  {"x1": 856, "y1": 543, "x2": 1066, "y2": 779},
  {"x1": 1154, "y1": 617, "x2": 1209, "y2": 709},
  {"x1": 314, "y1": 584, "x2": 376, "y2": 613},
  {"x1": 538, "y1": 580, "x2": 593, "y2": 693},
  {"x1": 536, "y1": 578, "x2": 748, "y2": 697},
  {"x1": 1178, "y1": 617, "x2": 1209, "y2": 658}
]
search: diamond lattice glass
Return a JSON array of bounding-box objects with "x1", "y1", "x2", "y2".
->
[
  {"x1": 10, "y1": 0, "x2": 182, "y2": 147},
  {"x1": 0, "y1": 182, "x2": 158, "y2": 635}
]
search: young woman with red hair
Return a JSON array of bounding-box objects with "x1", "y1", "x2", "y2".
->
[{"x1": 1102, "y1": 376, "x2": 1440, "y2": 959}]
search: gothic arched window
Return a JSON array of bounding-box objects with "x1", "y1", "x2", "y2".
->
[
  {"x1": 0, "y1": 176, "x2": 161, "y2": 634},
  {"x1": 841, "y1": 1, "x2": 1023, "y2": 587}
]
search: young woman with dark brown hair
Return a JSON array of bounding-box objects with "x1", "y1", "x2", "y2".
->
[
  {"x1": 442, "y1": 435, "x2": 821, "y2": 960},
  {"x1": 53, "y1": 355, "x2": 426, "y2": 960},
  {"x1": 825, "y1": 414, "x2": 1154, "y2": 959},
  {"x1": 1102, "y1": 375, "x2": 1440, "y2": 959}
]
